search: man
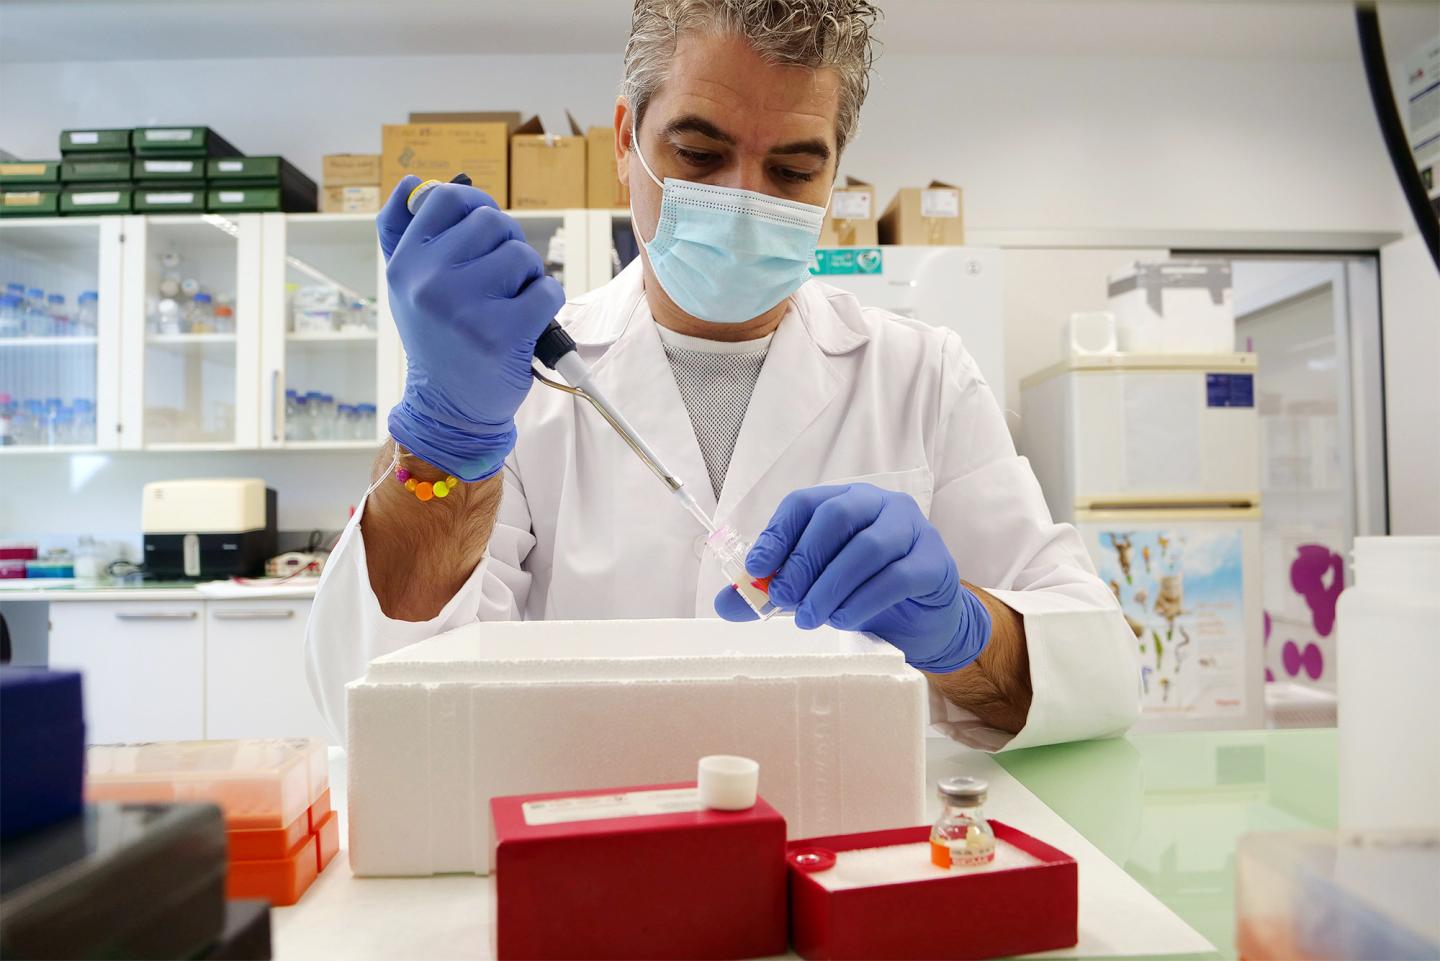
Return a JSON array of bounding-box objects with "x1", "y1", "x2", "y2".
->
[{"x1": 307, "y1": 0, "x2": 1139, "y2": 751}]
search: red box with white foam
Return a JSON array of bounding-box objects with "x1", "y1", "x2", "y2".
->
[
  {"x1": 490, "y1": 781, "x2": 788, "y2": 960},
  {"x1": 787, "y1": 822, "x2": 1078, "y2": 960}
]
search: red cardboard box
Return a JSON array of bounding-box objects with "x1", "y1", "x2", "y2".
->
[
  {"x1": 491, "y1": 782, "x2": 788, "y2": 960},
  {"x1": 788, "y1": 822, "x2": 1078, "y2": 960}
]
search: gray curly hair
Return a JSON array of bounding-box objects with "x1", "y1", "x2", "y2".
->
[{"x1": 623, "y1": 0, "x2": 881, "y2": 154}]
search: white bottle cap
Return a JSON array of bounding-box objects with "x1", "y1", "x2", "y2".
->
[{"x1": 697, "y1": 755, "x2": 759, "y2": 811}]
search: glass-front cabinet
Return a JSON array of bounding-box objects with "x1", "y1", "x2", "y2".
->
[
  {"x1": 510, "y1": 210, "x2": 594, "y2": 298},
  {"x1": 120, "y1": 214, "x2": 262, "y2": 448},
  {"x1": 260, "y1": 213, "x2": 399, "y2": 449},
  {"x1": 0, "y1": 217, "x2": 122, "y2": 450}
]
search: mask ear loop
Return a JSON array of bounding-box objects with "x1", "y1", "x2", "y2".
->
[{"x1": 628, "y1": 111, "x2": 665, "y2": 248}]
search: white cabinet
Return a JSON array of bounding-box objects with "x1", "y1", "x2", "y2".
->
[
  {"x1": 119, "y1": 213, "x2": 263, "y2": 449},
  {"x1": 46, "y1": 596, "x2": 327, "y2": 744},
  {"x1": 204, "y1": 598, "x2": 329, "y2": 740},
  {"x1": 48, "y1": 600, "x2": 206, "y2": 743},
  {"x1": 1, "y1": 210, "x2": 621, "y2": 457},
  {"x1": 259, "y1": 213, "x2": 401, "y2": 449},
  {"x1": 0, "y1": 216, "x2": 124, "y2": 450}
]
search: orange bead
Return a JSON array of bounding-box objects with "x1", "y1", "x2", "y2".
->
[
  {"x1": 415, "y1": 481, "x2": 434, "y2": 501},
  {"x1": 404, "y1": 478, "x2": 418, "y2": 492}
]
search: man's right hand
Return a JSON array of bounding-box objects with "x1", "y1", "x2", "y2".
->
[{"x1": 378, "y1": 175, "x2": 566, "y2": 481}]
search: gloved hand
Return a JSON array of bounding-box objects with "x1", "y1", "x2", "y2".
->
[
  {"x1": 713, "y1": 484, "x2": 992, "y2": 673},
  {"x1": 377, "y1": 175, "x2": 565, "y2": 481}
]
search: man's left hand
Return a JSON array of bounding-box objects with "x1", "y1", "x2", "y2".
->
[{"x1": 713, "y1": 483, "x2": 991, "y2": 674}]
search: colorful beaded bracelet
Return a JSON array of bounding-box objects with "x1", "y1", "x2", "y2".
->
[{"x1": 395, "y1": 467, "x2": 461, "y2": 502}]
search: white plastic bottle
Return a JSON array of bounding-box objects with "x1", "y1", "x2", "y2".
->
[{"x1": 1336, "y1": 536, "x2": 1440, "y2": 831}]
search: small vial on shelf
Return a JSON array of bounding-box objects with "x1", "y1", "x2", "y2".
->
[
  {"x1": 74, "y1": 291, "x2": 98, "y2": 336},
  {"x1": 0, "y1": 294, "x2": 22, "y2": 338},
  {"x1": 289, "y1": 395, "x2": 311, "y2": 441},
  {"x1": 930, "y1": 776, "x2": 996, "y2": 870},
  {"x1": 187, "y1": 292, "x2": 214, "y2": 333},
  {"x1": 706, "y1": 523, "x2": 777, "y2": 620}
]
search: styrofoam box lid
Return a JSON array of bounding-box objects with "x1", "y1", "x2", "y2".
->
[
  {"x1": 358, "y1": 617, "x2": 912, "y2": 685},
  {"x1": 86, "y1": 739, "x2": 325, "y2": 827}
]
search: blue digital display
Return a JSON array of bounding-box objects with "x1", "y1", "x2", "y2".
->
[{"x1": 1206, "y1": 373, "x2": 1254, "y2": 408}]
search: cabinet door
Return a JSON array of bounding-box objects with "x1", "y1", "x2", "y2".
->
[
  {"x1": 119, "y1": 214, "x2": 262, "y2": 449},
  {"x1": 260, "y1": 213, "x2": 392, "y2": 449},
  {"x1": 204, "y1": 598, "x2": 331, "y2": 741},
  {"x1": 48, "y1": 600, "x2": 205, "y2": 743}
]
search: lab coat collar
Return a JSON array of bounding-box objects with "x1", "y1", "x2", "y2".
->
[{"x1": 562, "y1": 258, "x2": 871, "y2": 357}]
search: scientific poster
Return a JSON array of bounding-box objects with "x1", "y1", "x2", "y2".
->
[{"x1": 1089, "y1": 524, "x2": 1249, "y2": 719}]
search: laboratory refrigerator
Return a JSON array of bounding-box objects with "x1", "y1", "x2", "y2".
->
[{"x1": 1021, "y1": 352, "x2": 1264, "y2": 731}]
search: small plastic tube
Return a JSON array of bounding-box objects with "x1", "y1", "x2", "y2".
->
[
  {"x1": 707, "y1": 524, "x2": 777, "y2": 620},
  {"x1": 698, "y1": 755, "x2": 759, "y2": 811}
]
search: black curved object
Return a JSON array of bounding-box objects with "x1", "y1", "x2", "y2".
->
[{"x1": 1355, "y1": 2, "x2": 1440, "y2": 272}]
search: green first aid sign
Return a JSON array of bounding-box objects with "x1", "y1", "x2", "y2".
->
[{"x1": 810, "y1": 247, "x2": 883, "y2": 276}]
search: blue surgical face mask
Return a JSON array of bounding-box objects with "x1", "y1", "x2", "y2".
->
[{"x1": 631, "y1": 121, "x2": 829, "y2": 324}]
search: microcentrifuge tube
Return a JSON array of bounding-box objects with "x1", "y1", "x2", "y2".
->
[{"x1": 706, "y1": 523, "x2": 777, "y2": 620}]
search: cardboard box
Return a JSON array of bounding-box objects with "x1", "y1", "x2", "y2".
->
[
  {"x1": 0, "y1": 190, "x2": 59, "y2": 217},
  {"x1": 819, "y1": 175, "x2": 878, "y2": 246},
  {"x1": 133, "y1": 127, "x2": 241, "y2": 158},
  {"x1": 877, "y1": 180, "x2": 964, "y2": 245},
  {"x1": 321, "y1": 153, "x2": 381, "y2": 187},
  {"x1": 492, "y1": 782, "x2": 788, "y2": 960},
  {"x1": 0, "y1": 161, "x2": 60, "y2": 186},
  {"x1": 381, "y1": 122, "x2": 508, "y2": 206},
  {"x1": 787, "y1": 822, "x2": 1078, "y2": 960},
  {"x1": 408, "y1": 111, "x2": 522, "y2": 131},
  {"x1": 61, "y1": 188, "x2": 133, "y2": 216},
  {"x1": 586, "y1": 125, "x2": 629, "y2": 209},
  {"x1": 320, "y1": 185, "x2": 382, "y2": 214},
  {"x1": 510, "y1": 113, "x2": 586, "y2": 209},
  {"x1": 60, "y1": 129, "x2": 132, "y2": 154}
]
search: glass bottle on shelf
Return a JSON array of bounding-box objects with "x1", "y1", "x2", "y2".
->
[
  {"x1": 929, "y1": 776, "x2": 996, "y2": 870},
  {"x1": 156, "y1": 298, "x2": 183, "y2": 335},
  {"x1": 0, "y1": 393, "x2": 13, "y2": 445},
  {"x1": 357, "y1": 403, "x2": 377, "y2": 440},
  {"x1": 187, "y1": 292, "x2": 214, "y2": 333},
  {"x1": 23, "y1": 298, "x2": 52, "y2": 336},
  {"x1": 289, "y1": 395, "x2": 311, "y2": 441},
  {"x1": 213, "y1": 302, "x2": 235, "y2": 334},
  {"x1": 46, "y1": 294, "x2": 69, "y2": 336},
  {"x1": 74, "y1": 291, "x2": 98, "y2": 336},
  {"x1": 0, "y1": 294, "x2": 21, "y2": 338},
  {"x1": 24, "y1": 288, "x2": 44, "y2": 311}
]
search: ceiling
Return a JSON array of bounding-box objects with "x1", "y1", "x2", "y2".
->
[{"x1": 0, "y1": 0, "x2": 1435, "y2": 63}]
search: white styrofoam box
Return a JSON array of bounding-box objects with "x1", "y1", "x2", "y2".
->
[
  {"x1": 1108, "y1": 260, "x2": 1235, "y2": 353},
  {"x1": 1064, "y1": 311, "x2": 1118, "y2": 357},
  {"x1": 345, "y1": 617, "x2": 928, "y2": 876},
  {"x1": 1020, "y1": 354, "x2": 1260, "y2": 518}
]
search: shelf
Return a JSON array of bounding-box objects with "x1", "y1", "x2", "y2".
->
[
  {"x1": 286, "y1": 330, "x2": 377, "y2": 343},
  {"x1": 146, "y1": 332, "x2": 237, "y2": 345},
  {"x1": 280, "y1": 439, "x2": 380, "y2": 450},
  {"x1": 141, "y1": 442, "x2": 245, "y2": 452},
  {"x1": 0, "y1": 444, "x2": 102, "y2": 455},
  {"x1": 0, "y1": 336, "x2": 98, "y2": 347}
]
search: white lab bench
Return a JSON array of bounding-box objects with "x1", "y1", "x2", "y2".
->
[{"x1": 0, "y1": 583, "x2": 329, "y2": 744}]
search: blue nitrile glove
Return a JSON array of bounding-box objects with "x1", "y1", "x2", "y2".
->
[
  {"x1": 377, "y1": 175, "x2": 565, "y2": 481},
  {"x1": 713, "y1": 484, "x2": 992, "y2": 674}
]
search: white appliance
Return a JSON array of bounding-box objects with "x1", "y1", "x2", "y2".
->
[
  {"x1": 1022, "y1": 353, "x2": 1264, "y2": 731},
  {"x1": 812, "y1": 247, "x2": 1006, "y2": 411}
]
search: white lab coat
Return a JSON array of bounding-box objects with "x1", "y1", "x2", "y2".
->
[{"x1": 306, "y1": 261, "x2": 1140, "y2": 750}]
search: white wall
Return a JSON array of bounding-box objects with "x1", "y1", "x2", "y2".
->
[{"x1": 0, "y1": 49, "x2": 1408, "y2": 234}]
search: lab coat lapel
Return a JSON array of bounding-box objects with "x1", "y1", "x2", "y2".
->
[
  {"x1": 584, "y1": 305, "x2": 718, "y2": 522},
  {"x1": 715, "y1": 303, "x2": 843, "y2": 522}
]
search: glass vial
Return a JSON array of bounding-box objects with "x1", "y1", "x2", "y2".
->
[
  {"x1": 930, "y1": 776, "x2": 996, "y2": 869},
  {"x1": 705, "y1": 523, "x2": 777, "y2": 620}
]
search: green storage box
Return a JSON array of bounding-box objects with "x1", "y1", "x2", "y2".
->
[
  {"x1": 132, "y1": 127, "x2": 241, "y2": 158},
  {"x1": 133, "y1": 185, "x2": 206, "y2": 213},
  {"x1": 1, "y1": 190, "x2": 60, "y2": 217},
  {"x1": 0, "y1": 161, "x2": 60, "y2": 186},
  {"x1": 208, "y1": 156, "x2": 316, "y2": 212},
  {"x1": 60, "y1": 129, "x2": 132, "y2": 154},
  {"x1": 133, "y1": 156, "x2": 206, "y2": 182},
  {"x1": 61, "y1": 157, "x2": 133, "y2": 183},
  {"x1": 61, "y1": 187, "x2": 133, "y2": 216},
  {"x1": 207, "y1": 187, "x2": 282, "y2": 212}
]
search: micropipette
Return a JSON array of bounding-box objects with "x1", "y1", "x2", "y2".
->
[{"x1": 406, "y1": 176, "x2": 777, "y2": 618}]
